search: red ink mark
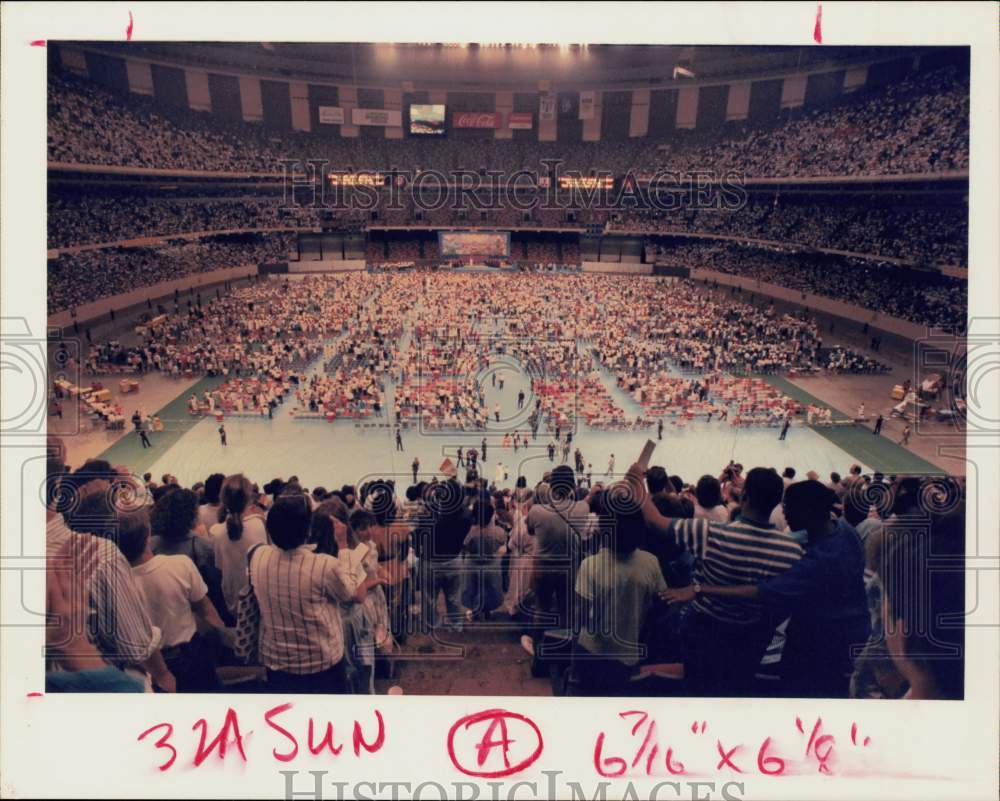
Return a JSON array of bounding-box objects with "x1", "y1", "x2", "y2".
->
[
  {"x1": 814, "y1": 735, "x2": 835, "y2": 773},
  {"x1": 352, "y1": 710, "x2": 385, "y2": 756},
  {"x1": 621, "y1": 710, "x2": 648, "y2": 736},
  {"x1": 804, "y1": 718, "x2": 823, "y2": 758},
  {"x1": 757, "y1": 737, "x2": 786, "y2": 775},
  {"x1": 30, "y1": 40, "x2": 47, "y2": 47},
  {"x1": 27, "y1": 691, "x2": 44, "y2": 697},
  {"x1": 851, "y1": 722, "x2": 858, "y2": 745},
  {"x1": 800, "y1": 717, "x2": 836, "y2": 774},
  {"x1": 138, "y1": 723, "x2": 177, "y2": 772},
  {"x1": 192, "y1": 708, "x2": 247, "y2": 767},
  {"x1": 863, "y1": 736, "x2": 871, "y2": 747},
  {"x1": 593, "y1": 732, "x2": 627, "y2": 778},
  {"x1": 795, "y1": 716, "x2": 804, "y2": 734},
  {"x1": 664, "y1": 747, "x2": 686, "y2": 775},
  {"x1": 716, "y1": 740, "x2": 744, "y2": 773},
  {"x1": 308, "y1": 719, "x2": 344, "y2": 757},
  {"x1": 630, "y1": 719, "x2": 656, "y2": 769},
  {"x1": 126, "y1": 10, "x2": 134, "y2": 41},
  {"x1": 690, "y1": 720, "x2": 707, "y2": 734},
  {"x1": 813, "y1": 1, "x2": 823, "y2": 44},
  {"x1": 264, "y1": 703, "x2": 298, "y2": 762},
  {"x1": 448, "y1": 709, "x2": 543, "y2": 779}
]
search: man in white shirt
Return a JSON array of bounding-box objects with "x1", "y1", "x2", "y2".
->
[{"x1": 123, "y1": 510, "x2": 231, "y2": 691}]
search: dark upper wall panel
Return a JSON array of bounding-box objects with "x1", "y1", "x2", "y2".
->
[
  {"x1": 83, "y1": 51, "x2": 128, "y2": 95},
  {"x1": 151, "y1": 63, "x2": 188, "y2": 108},
  {"x1": 747, "y1": 78, "x2": 782, "y2": 125},
  {"x1": 601, "y1": 90, "x2": 632, "y2": 141},
  {"x1": 308, "y1": 83, "x2": 340, "y2": 134},
  {"x1": 357, "y1": 87, "x2": 384, "y2": 139},
  {"x1": 261, "y1": 79, "x2": 292, "y2": 130},
  {"x1": 805, "y1": 69, "x2": 844, "y2": 108},
  {"x1": 648, "y1": 89, "x2": 677, "y2": 138},
  {"x1": 208, "y1": 73, "x2": 242, "y2": 123},
  {"x1": 696, "y1": 84, "x2": 729, "y2": 130}
]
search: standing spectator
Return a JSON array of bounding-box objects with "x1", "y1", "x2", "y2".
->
[
  {"x1": 526, "y1": 465, "x2": 593, "y2": 641},
  {"x1": 122, "y1": 509, "x2": 228, "y2": 692},
  {"x1": 199, "y1": 473, "x2": 226, "y2": 530},
  {"x1": 664, "y1": 481, "x2": 870, "y2": 698},
  {"x1": 44, "y1": 437, "x2": 174, "y2": 692},
  {"x1": 209, "y1": 474, "x2": 268, "y2": 618},
  {"x1": 572, "y1": 494, "x2": 667, "y2": 695},
  {"x1": 150, "y1": 488, "x2": 225, "y2": 619},
  {"x1": 693, "y1": 475, "x2": 731, "y2": 524},
  {"x1": 629, "y1": 464, "x2": 803, "y2": 697},
  {"x1": 251, "y1": 495, "x2": 360, "y2": 694}
]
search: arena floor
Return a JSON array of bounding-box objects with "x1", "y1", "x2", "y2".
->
[{"x1": 85, "y1": 340, "x2": 941, "y2": 491}]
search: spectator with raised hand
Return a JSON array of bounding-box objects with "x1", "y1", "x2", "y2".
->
[
  {"x1": 626, "y1": 461, "x2": 803, "y2": 697},
  {"x1": 662, "y1": 480, "x2": 870, "y2": 698}
]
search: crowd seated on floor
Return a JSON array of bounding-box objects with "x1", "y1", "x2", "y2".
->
[
  {"x1": 45, "y1": 434, "x2": 966, "y2": 700},
  {"x1": 75, "y1": 273, "x2": 894, "y2": 432}
]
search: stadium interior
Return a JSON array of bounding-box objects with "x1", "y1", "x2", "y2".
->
[{"x1": 44, "y1": 42, "x2": 967, "y2": 700}]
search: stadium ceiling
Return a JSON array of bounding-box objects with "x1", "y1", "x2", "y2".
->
[{"x1": 72, "y1": 42, "x2": 949, "y2": 90}]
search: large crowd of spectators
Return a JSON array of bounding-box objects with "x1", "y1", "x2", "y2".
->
[
  {"x1": 48, "y1": 196, "x2": 326, "y2": 249},
  {"x1": 49, "y1": 65, "x2": 967, "y2": 179},
  {"x1": 664, "y1": 241, "x2": 967, "y2": 332},
  {"x1": 630, "y1": 65, "x2": 969, "y2": 178},
  {"x1": 608, "y1": 201, "x2": 967, "y2": 267},
  {"x1": 45, "y1": 436, "x2": 966, "y2": 700},
  {"x1": 50, "y1": 191, "x2": 966, "y2": 272},
  {"x1": 48, "y1": 234, "x2": 294, "y2": 314}
]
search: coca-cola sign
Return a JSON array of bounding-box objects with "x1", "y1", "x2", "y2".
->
[{"x1": 452, "y1": 112, "x2": 501, "y2": 129}]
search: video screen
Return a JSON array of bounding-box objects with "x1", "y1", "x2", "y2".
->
[
  {"x1": 409, "y1": 104, "x2": 447, "y2": 135},
  {"x1": 439, "y1": 231, "x2": 511, "y2": 257}
]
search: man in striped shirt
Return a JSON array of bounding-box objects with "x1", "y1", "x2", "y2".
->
[
  {"x1": 45, "y1": 437, "x2": 173, "y2": 691},
  {"x1": 250, "y1": 496, "x2": 376, "y2": 694},
  {"x1": 627, "y1": 463, "x2": 803, "y2": 697}
]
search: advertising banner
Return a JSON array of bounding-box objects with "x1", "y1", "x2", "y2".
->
[
  {"x1": 507, "y1": 112, "x2": 533, "y2": 129},
  {"x1": 317, "y1": 106, "x2": 344, "y2": 124},
  {"x1": 539, "y1": 93, "x2": 556, "y2": 121},
  {"x1": 452, "y1": 111, "x2": 501, "y2": 129},
  {"x1": 351, "y1": 107, "x2": 403, "y2": 127}
]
